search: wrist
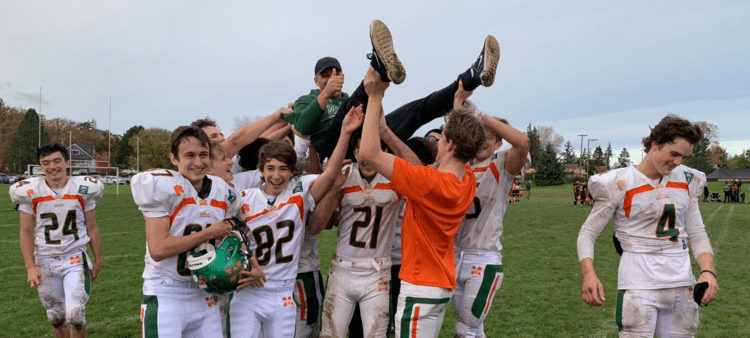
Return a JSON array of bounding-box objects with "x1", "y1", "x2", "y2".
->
[{"x1": 700, "y1": 270, "x2": 717, "y2": 279}]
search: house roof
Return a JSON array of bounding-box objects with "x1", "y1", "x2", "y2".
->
[
  {"x1": 706, "y1": 168, "x2": 750, "y2": 181},
  {"x1": 68, "y1": 144, "x2": 94, "y2": 161}
]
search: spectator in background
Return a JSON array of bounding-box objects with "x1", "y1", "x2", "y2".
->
[
  {"x1": 703, "y1": 185, "x2": 709, "y2": 203},
  {"x1": 723, "y1": 182, "x2": 731, "y2": 203},
  {"x1": 526, "y1": 180, "x2": 531, "y2": 200}
]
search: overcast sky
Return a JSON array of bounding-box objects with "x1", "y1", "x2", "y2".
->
[{"x1": 2, "y1": 0, "x2": 748, "y2": 164}]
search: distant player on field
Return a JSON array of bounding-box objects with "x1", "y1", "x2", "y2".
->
[
  {"x1": 577, "y1": 115, "x2": 719, "y2": 337},
  {"x1": 358, "y1": 67, "x2": 485, "y2": 337},
  {"x1": 132, "y1": 126, "x2": 261, "y2": 337},
  {"x1": 229, "y1": 106, "x2": 362, "y2": 338},
  {"x1": 452, "y1": 92, "x2": 530, "y2": 337},
  {"x1": 11, "y1": 144, "x2": 104, "y2": 338}
]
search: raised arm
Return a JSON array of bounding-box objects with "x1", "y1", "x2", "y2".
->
[
  {"x1": 378, "y1": 106, "x2": 423, "y2": 166},
  {"x1": 307, "y1": 167, "x2": 349, "y2": 235},
  {"x1": 223, "y1": 107, "x2": 291, "y2": 158},
  {"x1": 359, "y1": 68, "x2": 396, "y2": 179},
  {"x1": 309, "y1": 106, "x2": 362, "y2": 202}
]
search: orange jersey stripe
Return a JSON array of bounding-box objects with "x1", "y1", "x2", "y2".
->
[
  {"x1": 666, "y1": 181, "x2": 689, "y2": 193},
  {"x1": 244, "y1": 195, "x2": 306, "y2": 223},
  {"x1": 32, "y1": 196, "x2": 55, "y2": 214},
  {"x1": 340, "y1": 183, "x2": 394, "y2": 197},
  {"x1": 170, "y1": 198, "x2": 197, "y2": 226},
  {"x1": 473, "y1": 163, "x2": 500, "y2": 183},
  {"x1": 209, "y1": 199, "x2": 228, "y2": 211},
  {"x1": 411, "y1": 306, "x2": 420, "y2": 338},
  {"x1": 624, "y1": 185, "x2": 654, "y2": 218},
  {"x1": 296, "y1": 281, "x2": 307, "y2": 321},
  {"x1": 484, "y1": 276, "x2": 501, "y2": 315}
]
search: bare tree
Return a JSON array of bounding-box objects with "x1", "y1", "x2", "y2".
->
[{"x1": 537, "y1": 126, "x2": 564, "y2": 152}]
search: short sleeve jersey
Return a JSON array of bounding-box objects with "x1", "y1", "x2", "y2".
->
[
  {"x1": 336, "y1": 163, "x2": 401, "y2": 259},
  {"x1": 10, "y1": 176, "x2": 104, "y2": 257},
  {"x1": 231, "y1": 169, "x2": 262, "y2": 191},
  {"x1": 238, "y1": 175, "x2": 318, "y2": 281},
  {"x1": 455, "y1": 151, "x2": 531, "y2": 252},
  {"x1": 588, "y1": 165, "x2": 707, "y2": 289},
  {"x1": 390, "y1": 157, "x2": 476, "y2": 290},
  {"x1": 131, "y1": 169, "x2": 241, "y2": 282}
]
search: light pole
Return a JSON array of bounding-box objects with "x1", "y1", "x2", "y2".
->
[
  {"x1": 68, "y1": 131, "x2": 73, "y2": 176},
  {"x1": 136, "y1": 135, "x2": 140, "y2": 172},
  {"x1": 587, "y1": 138, "x2": 598, "y2": 178},
  {"x1": 577, "y1": 134, "x2": 587, "y2": 177}
]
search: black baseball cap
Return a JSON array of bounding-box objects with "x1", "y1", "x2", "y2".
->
[{"x1": 315, "y1": 57, "x2": 342, "y2": 75}]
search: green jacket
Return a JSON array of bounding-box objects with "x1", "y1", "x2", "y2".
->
[{"x1": 283, "y1": 89, "x2": 349, "y2": 148}]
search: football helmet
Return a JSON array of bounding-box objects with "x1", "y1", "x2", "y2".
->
[{"x1": 188, "y1": 218, "x2": 251, "y2": 294}]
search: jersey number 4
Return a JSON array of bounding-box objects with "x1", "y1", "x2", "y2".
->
[
  {"x1": 252, "y1": 220, "x2": 296, "y2": 266},
  {"x1": 656, "y1": 204, "x2": 679, "y2": 242},
  {"x1": 40, "y1": 210, "x2": 79, "y2": 245}
]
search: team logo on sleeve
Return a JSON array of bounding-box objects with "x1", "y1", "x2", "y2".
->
[
  {"x1": 293, "y1": 182, "x2": 303, "y2": 193},
  {"x1": 27, "y1": 189, "x2": 35, "y2": 197},
  {"x1": 174, "y1": 185, "x2": 185, "y2": 196},
  {"x1": 78, "y1": 186, "x2": 88, "y2": 194},
  {"x1": 228, "y1": 190, "x2": 236, "y2": 203},
  {"x1": 684, "y1": 172, "x2": 693, "y2": 184}
]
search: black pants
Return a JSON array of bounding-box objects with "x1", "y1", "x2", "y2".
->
[{"x1": 315, "y1": 77, "x2": 464, "y2": 160}]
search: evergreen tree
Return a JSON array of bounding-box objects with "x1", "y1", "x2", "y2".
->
[
  {"x1": 684, "y1": 136, "x2": 713, "y2": 174},
  {"x1": 562, "y1": 140, "x2": 577, "y2": 164},
  {"x1": 617, "y1": 148, "x2": 631, "y2": 168},
  {"x1": 4, "y1": 109, "x2": 50, "y2": 173},
  {"x1": 605, "y1": 142, "x2": 613, "y2": 169},
  {"x1": 592, "y1": 146, "x2": 605, "y2": 167},
  {"x1": 535, "y1": 143, "x2": 565, "y2": 186},
  {"x1": 128, "y1": 128, "x2": 175, "y2": 171},
  {"x1": 526, "y1": 124, "x2": 542, "y2": 169},
  {"x1": 114, "y1": 125, "x2": 145, "y2": 169}
]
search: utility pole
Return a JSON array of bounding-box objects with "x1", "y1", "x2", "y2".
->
[
  {"x1": 38, "y1": 87, "x2": 42, "y2": 147},
  {"x1": 108, "y1": 97, "x2": 111, "y2": 166},
  {"x1": 136, "y1": 136, "x2": 140, "y2": 172},
  {"x1": 577, "y1": 134, "x2": 587, "y2": 174}
]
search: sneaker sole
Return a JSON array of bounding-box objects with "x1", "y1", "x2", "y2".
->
[
  {"x1": 481, "y1": 35, "x2": 500, "y2": 87},
  {"x1": 370, "y1": 20, "x2": 406, "y2": 84}
]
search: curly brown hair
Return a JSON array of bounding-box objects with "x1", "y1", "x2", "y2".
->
[
  {"x1": 190, "y1": 117, "x2": 218, "y2": 129},
  {"x1": 258, "y1": 140, "x2": 297, "y2": 174},
  {"x1": 642, "y1": 115, "x2": 702, "y2": 153},
  {"x1": 443, "y1": 109, "x2": 486, "y2": 162}
]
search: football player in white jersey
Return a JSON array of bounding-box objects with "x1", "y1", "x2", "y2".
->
[
  {"x1": 318, "y1": 118, "x2": 425, "y2": 338},
  {"x1": 229, "y1": 106, "x2": 362, "y2": 338},
  {"x1": 452, "y1": 94, "x2": 530, "y2": 337},
  {"x1": 11, "y1": 144, "x2": 104, "y2": 338},
  {"x1": 577, "y1": 115, "x2": 719, "y2": 337},
  {"x1": 132, "y1": 126, "x2": 253, "y2": 338}
]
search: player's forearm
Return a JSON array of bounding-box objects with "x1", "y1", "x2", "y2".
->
[
  {"x1": 224, "y1": 110, "x2": 284, "y2": 158},
  {"x1": 87, "y1": 225, "x2": 103, "y2": 265},
  {"x1": 579, "y1": 258, "x2": 597, "y2": 278},
  {"x1": 19, "y1": 221, "x2": 37, "y2": 270},
  {"x1": 290, "y1": 97, "x2": 326, "y2": 136},
  {"x1": 360, "y1": 94, "x2": 384, "y2": 162},
  {"x1": 307, "y1": 189, "x2": 339, "y2": 235},
  {"x1": 696, "y1": 252, "x2": 716, "y2": 274},
  {"x1": 147, "y1": 231, "x2": 216, "y2": 262},
  {"x1": 380, "y1": 123, "x2": 422, "y2": 166},
  {"x1": 308, "y1": 146, "x2": 322, "y2": 174},
  {"x1": 312, "y1": 128, "x2": 351, "y2": 201}
]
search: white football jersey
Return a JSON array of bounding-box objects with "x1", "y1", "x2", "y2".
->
[
  {"x1": 238, "y1": 175, "x2": 318, "y2": 281},
  {"x1": 231, "y1": 169, "x2": 262, "y2": 191},
  {"x1": 455, "y1": 150, "x2": 531, "y2": 252},
  {"x1": 297, "y1": 230, "x2": 320, "y2": 274},
  {"x1": 131, "y1": 169, "x2": 240, "y2": 282},
  {"x1": 10, "y1": 176, "x2": 103, "y2": 257},
  {"x1": 588, "y1": 165, "x2": 706, "y2": 289},
  {"x1": 336, "y1": 163, "x2": 401, "y2": 259},
  {"x1": 389, "y1": 198, "x2": 407, "y2": 265}
]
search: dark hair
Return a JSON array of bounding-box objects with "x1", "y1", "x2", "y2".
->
[
  {"x1": 190, "y1": 117, "x2": 218, "y2": 129},
  {"x1": 407, "y1": 137, "x2": 437, "y2": 165},
  {"x1": 38, "y1": 144, "x2": 68, "y2": 162},
  {"x1": 209, "y1": 140, "x2": 225, "y2": 159},
  {"x1": 238, "y1": 138, "x2": 269, "y2": 171},
  {"x1": 642, "y1": 115, "x2": 702, "y2": 153},
  {"x1": 258, "y1": 140, "x2": 297, "y2": 174},
  {"x1": 424, "y1": 127, "x2": 443, "y2": 139},
  {"x1": 443, "y1": 109, "x2": 486, "y2": 162},
  {"x1": 170, "y1": 126, "x2": 212, "y2": 160}
]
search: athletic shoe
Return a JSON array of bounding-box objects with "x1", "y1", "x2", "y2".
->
[
  {"x1": 469, "y1": 35, "x2": 500, "y2": 87},
  {"x1": 368, "y1": 20, "x2": 406, "y2": 84}
]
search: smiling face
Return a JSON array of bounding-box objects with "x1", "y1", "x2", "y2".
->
[
  {"x1": 40, "y1": 151, "x2": 69, "y2": 183},
  {"x1": 645, "y1": 137, "x2": 693, "y2": 178},
  {"x1": 260, "y1": 158, "x2": 294, "y2": 196},
  {"x1": 209, "y1": 148, "x2": 234, "y2": 183},
  {"x1": 170, "y1": 136, "x2": 211, "y2": 188}
]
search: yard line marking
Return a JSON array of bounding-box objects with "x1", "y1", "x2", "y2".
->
[
  {"x1": 0, "y1": 224, "x2": 18, "y2": 227},
  {"x1": 729, "y1": 205, "x2": 735, "y2": 217},
  {"x1": 0, "y1": 240, "x2": 19, "y2": 243},
  {"x1": 88, "y1": 314, "x2": 141, "y2": 330},
  {"x1": 101, "y1": 231, "x2": 140, "y2": 237},
  {"x1": 705, "y1": 204, "x2": 724, "y2": 223}
]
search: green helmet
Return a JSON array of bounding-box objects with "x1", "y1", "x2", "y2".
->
[{"x1": 188, "y1": 231, "x2": 247, "y2": 295}]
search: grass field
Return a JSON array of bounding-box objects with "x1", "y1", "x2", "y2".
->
[{"x1": 1, "y1": 182, "x2": 748, "y2": 337}]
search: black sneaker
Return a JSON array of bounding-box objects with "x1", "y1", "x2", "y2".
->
[
  {"x1": 469, "y1": 35, "x2": 500, "y2": 87},
  {"x1": 368, "y1": 20, "x2": 406, "y2": 84}
]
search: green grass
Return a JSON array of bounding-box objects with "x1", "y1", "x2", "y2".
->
[{"x1": 1, "y1": 184, "x2": 748, "y2": 337}]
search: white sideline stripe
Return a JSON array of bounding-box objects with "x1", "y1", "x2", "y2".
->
[
  {"x1": 1, "y1": 253, "x2": 142, "y2": 272},
  {"x1": 102, "y1": 231, "x2": 140, "y2": 236},
  {"x1": 0, "y1": 223, "x2": 18, "y2": 227},
  {"x1": 0, "y1": 240, "x2": 19, "y2": 243},
  {"x1": 705, "y1": 204, "x2": 724, "y2": 223},
  {"x1": 88, "y1": 314, "x2": 141, "y2": 329}
]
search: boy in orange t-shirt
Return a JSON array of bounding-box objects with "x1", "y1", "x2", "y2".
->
[{"x1": 358, "y1": 67, "x2": 485, "y2": 337}]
